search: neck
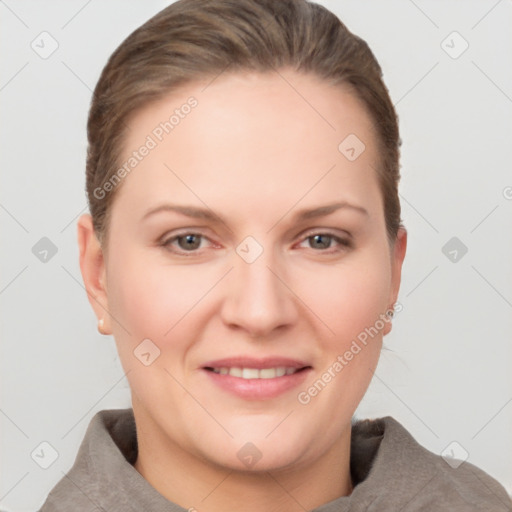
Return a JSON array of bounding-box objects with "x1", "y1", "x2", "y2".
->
[{"x1": 132, "y1": 407, "x2": 353, "y2": 511}]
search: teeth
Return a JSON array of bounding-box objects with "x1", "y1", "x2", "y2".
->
[
  {"x1": 259, "y1": 368, "x2": 277, "y2": 378},
  {"x1": 229, "y1": 367, "x2": 243, "y2": 378},
  {"x1": 211, "y1": 366, "x2": 300, "y2": 379},
  {"x1": 242, "y1": 368, "x2": 259, "y2": 379}
]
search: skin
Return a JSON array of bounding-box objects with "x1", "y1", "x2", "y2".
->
[{"x1": 78, "y1": 68, "x2": 407, "y2": 511}]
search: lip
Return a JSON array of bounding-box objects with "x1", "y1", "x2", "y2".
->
[
  {"x1": 202, "y1": 356, "x2": 310, "y2": 370},
  {"x1": 201, "y1": 356, "x2": 312, "y2": 400}
]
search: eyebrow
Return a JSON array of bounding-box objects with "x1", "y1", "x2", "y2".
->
[{"x1": 141, "y1": 201, "x2": 369, "y2": 225}]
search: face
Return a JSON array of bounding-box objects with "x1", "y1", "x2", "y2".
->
[{"x1": 80, "y1": 69, "x2": 406, "y2": 473}]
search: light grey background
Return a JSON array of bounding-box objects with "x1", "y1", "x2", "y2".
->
[{"x1": 1, "y1": 0, "x2": 511, "y2": 510}]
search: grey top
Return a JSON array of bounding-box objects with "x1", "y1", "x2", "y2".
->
[{"x1": 38, "y1": 408, "x2": 512, "y2": 511}]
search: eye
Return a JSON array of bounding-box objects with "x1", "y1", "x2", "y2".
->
[
  {"x1": 161, "y1": 232, "x2": 212, "y2": 254},
  {"x1": 159, "y1": 230, "x2": 352, "y2": 256},
  {"x1": 298, "y1": 231, "x2": 352, "y2": 253}
]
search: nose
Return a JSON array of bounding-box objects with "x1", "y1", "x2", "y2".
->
[{"x1": 220, "y1": 243, "x2": 298, "y2": 338}]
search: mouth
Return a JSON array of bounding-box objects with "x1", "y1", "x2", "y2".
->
[
  {"x1": 204, "y1": 366, "x2": 310, "y2": 379},
  {"x1": 201, "y1": 357, "x2": 313, "y2": 400}
]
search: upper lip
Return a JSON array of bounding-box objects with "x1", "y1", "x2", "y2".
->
[{"x1": 202, "y1": 357, "x2": 311, "y2": 370}]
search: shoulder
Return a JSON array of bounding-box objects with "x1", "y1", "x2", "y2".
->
[
  {"x1": 37, "y1": 408, "x2": 142, "y2": 511},
  {"x1": 348, "y1": 416, "x2": 512, "y2": 511}
]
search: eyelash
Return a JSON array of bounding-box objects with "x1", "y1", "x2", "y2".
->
[{"x1": 159, "y1": 230, "x2": 353, "y2": 257}]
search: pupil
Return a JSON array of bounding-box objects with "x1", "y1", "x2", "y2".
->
[
  {"x1": 180, "y1": 234, "x2": 200, "y2": 250},
  {"x1": 312, "y1": 234, "x2": 330, "y2": 249}
]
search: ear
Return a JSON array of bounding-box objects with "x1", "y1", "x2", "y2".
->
[
  {"x1": 383, "y1": 226, "x2": 407, "y2": 336},
  {"x1": 77, "y1": 214, "x2": 112, "y2": 335}
]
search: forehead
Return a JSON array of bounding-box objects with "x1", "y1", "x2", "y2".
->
[{"x1": 113, "y1": 69, "x2": 382, "y2": 219}]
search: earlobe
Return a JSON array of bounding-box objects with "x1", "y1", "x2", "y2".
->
[{"x1": 77, "y1": 214, "x2": 112, "y2": 335}]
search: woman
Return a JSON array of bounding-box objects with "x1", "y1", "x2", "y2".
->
[{"x1": 39, "y1": 0, "x2": 511, "y2": 510}]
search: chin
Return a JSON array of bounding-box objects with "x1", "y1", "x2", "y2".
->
[
  {"x1": 208, "y1": 444, "x2": 306, "y2": 474},
  {"x1": 196, "y1": 421, "x2": 313, "y2": 473}
]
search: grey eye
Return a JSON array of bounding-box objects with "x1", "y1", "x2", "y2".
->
[
  {"x1": 177, "y1": 234, "x2": 203, "y2": 250},
  {"x1": 308, "y1": 234, "x2": 333, "y2": 249}
]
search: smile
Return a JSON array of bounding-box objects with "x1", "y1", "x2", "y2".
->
[
  {"x1": 201, "y1": 358, "x2": 312, "y2": 399},
  {"x1": 206, "y1": 367, "x2": 305, "y2": 379}
]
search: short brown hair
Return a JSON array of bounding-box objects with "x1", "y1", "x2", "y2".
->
[{"x1": 86, "y1": 0, "x2": 403, "y2": 247}]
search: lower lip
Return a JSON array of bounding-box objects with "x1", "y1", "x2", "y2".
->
[{"x1": 203, "y1": 368, "x2": 312, "y2": 400}]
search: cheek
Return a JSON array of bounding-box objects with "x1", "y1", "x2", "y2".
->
[
  {"x1": 107, "y1": 251, "x2": 206, "y2": 336},
  {"x1": 301, "y1": 252, "x2": 392, "y2": 346},
  {"x1": 292, "y1": 255, "x2": 390, "y2": 426},
  {"x1": 106, "y1": 258, "x2": 161, "y2": 339},
  {"x1": 105, "y1": 253, "x2": 203, "y2": 399},
  {"x1": 105, "y1": 249, "x2": 226, "y2": 374}
]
